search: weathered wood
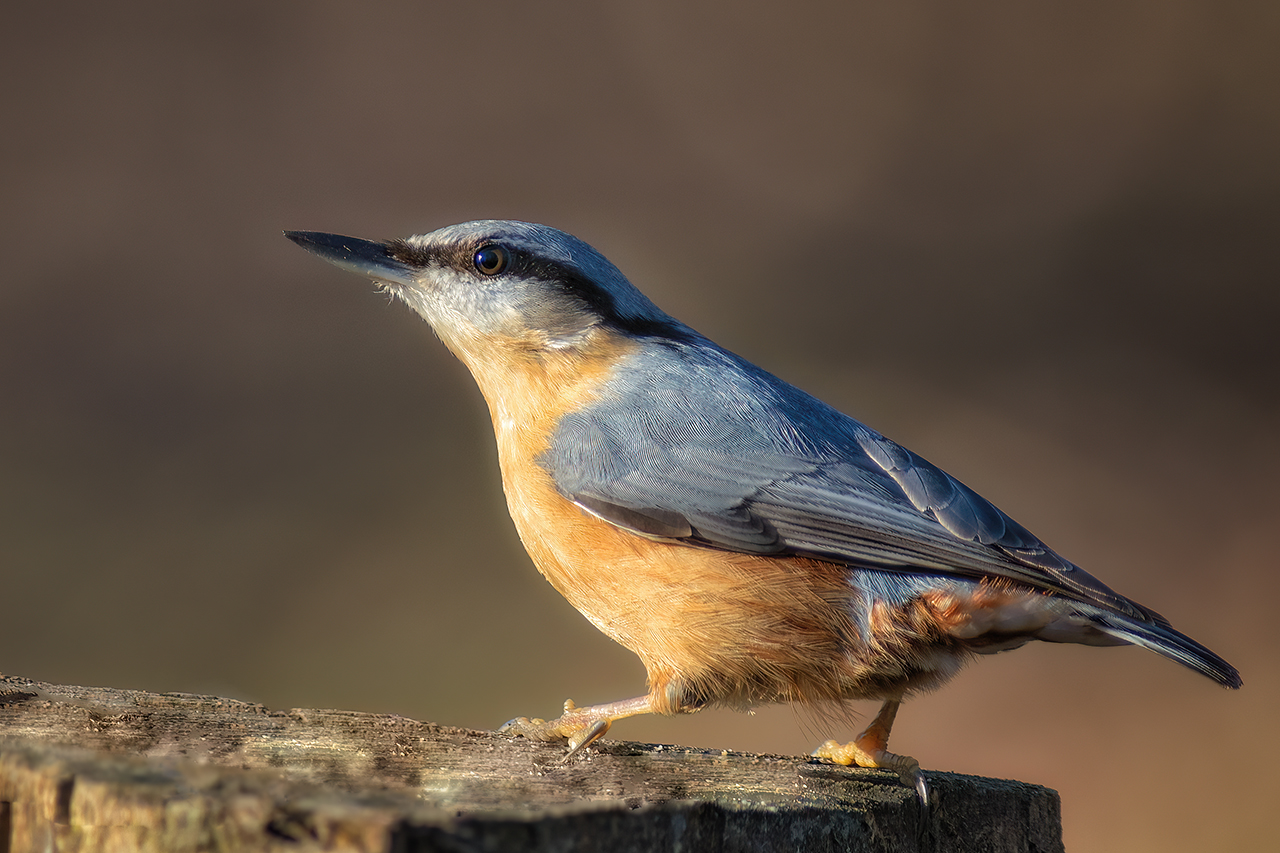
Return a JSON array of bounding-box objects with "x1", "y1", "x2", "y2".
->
[{"x1": 0, "y1": 674, "x2": 1062, "y2": 852}]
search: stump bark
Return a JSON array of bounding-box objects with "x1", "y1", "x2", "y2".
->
[{"x1": 0, "y1": 674, "x2": 1061, "y2": 852}]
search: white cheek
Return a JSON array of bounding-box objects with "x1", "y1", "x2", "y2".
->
[{"x1": 390, "y1": 269, "x2": 517, "y2": 339}]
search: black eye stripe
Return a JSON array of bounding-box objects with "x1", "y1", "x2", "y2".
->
[{"x1": 388, "y1": 236, "x2": 692, "y2": 342}]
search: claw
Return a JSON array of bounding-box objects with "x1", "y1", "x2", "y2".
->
[
  {"x1": 563, "y1": 717, "x2": 611, "y2": 761},
  {"x1": 915, "y1": 771, "x2": 931, "y2": 826}
]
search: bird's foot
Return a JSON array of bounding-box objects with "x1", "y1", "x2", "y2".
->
[
  {"x1": 500, "y1": 694, "x2": 658, "y2": 762},
  {"x1": 811, "y1": 698, "x2": 929, "y2": 810},
  {"x1": 813, "y1": 739, "x2": 924, "y2": 792},
  {"x1": 499, "y1": 699, "x2": 613, "y2": 760}
]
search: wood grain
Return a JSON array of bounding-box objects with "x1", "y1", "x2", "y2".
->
[{"x1": 0, "y1": 674, "x2": 1061, "y2": 852}]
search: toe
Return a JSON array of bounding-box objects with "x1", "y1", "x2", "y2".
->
[{"x1": 498, "y1": 716, "x2": 562, "y2": 742}]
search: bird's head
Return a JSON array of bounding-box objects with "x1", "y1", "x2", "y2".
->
[{"x1": 286, "y1": 221, "x2": 687, "y2": 368}]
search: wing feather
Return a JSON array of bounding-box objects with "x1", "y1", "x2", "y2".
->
[{"x1": 542, "y1": 341, "x2": 1160, "y2": 623}]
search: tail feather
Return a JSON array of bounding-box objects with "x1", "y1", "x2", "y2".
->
[{"x1": 1089, "y1": 612, "x2": 1242, "y2": 689}]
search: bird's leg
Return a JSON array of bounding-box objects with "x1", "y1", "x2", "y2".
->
[
  {"x1": 813, "y1": 698, "x2": 927, "y2": 799},
  {"x1": 500, "y1": 693, "x2": 673, "y2": 761}
]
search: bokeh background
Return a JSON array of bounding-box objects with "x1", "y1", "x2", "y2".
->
[{"x1": 2, "y1": 1, "x2": 1276, "y2": 849}]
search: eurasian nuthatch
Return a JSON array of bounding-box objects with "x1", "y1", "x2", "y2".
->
[{"x1": 286, "y1": 220, "x2": 1241, "y2": 801}]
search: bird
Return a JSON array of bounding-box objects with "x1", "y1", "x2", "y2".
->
[{"x1": 285, "y1": 220, "x2": 1241, "y2": 802}]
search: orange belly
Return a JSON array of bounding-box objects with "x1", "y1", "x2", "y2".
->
[{"x1": 501, "y1": 446, "x2": 872, "y2": 711}]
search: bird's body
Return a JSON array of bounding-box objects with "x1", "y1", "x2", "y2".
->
[{"x1": 286, "y1": 220, "x2": 1241, "y2": 796}]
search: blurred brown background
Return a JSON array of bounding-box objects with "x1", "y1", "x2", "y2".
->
[{"x1": 2, "y1": 1, "x2": 1276, "y2": 849}]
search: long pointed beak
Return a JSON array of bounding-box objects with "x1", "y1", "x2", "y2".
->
[{"x1": 284, "y1": 231, "x2": 416, "y2": 284}]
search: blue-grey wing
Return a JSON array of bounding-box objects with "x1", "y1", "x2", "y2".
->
[{"x1": 542, "y1": 342, "x2": 1159, "y2": 623}]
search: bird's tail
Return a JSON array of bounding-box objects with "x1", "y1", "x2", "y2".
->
[{"x1": 1087, "y1": 610, "x2": 1242, "y2": 688}]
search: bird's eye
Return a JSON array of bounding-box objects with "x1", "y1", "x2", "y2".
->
[{"x1": 473, "y1": 245, "x2": 508, "y2": 276}]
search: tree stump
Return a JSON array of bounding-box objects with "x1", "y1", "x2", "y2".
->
[{"x1": 0, "y1": 674, "x2": 1061, "y2": 852}]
